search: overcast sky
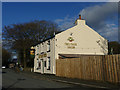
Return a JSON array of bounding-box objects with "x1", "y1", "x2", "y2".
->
[{"x1": 2, "y1": 2, "x2": 119, "y2": 42}]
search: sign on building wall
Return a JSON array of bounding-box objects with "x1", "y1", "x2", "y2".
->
[
  {"x1": 65, "y1": 37, "x2": 77, "y2": 49},
  {"x1": 38, "y1": 53, "x2": 47, "y2": 58},
  {"x1": 30, "y1": 49, "x2": 35, "y2": 58}
]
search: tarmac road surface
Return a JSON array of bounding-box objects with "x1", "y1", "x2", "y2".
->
[
  {"x1": 2, "y1": 69, "x2": 119, "y2": 90},
  {"x1": 2, "y1": 69, "x2": 75, "y2": 89}
]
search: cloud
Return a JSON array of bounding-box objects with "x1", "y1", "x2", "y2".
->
[
  {"x1": 54, "y1": 15, "x2": 77, "y2": 30},
  {"x1": 107, "y1": 0, "x2": 120, "y2": 2},
  {"x1": 98, "y1": 24, "x2": 118, "y2": 41},
  {"x1": 79, "y1": 2, "x2": 118, "y2": 30},
  {"x1": 54, "y1": 19, "x2": 64, "y2": 24}
]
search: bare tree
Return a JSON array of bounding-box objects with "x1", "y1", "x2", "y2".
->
[{"x1": 2, "y1": 20, "x2": 59, "y2": 68}]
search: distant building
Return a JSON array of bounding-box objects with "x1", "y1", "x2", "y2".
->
[{"x1": 33, "y1": 15, "x2": 108, "y2": 74}]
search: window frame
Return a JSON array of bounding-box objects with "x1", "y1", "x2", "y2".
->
[
  {"x1": 47, "y1": 40, "x2": 50, "y2": 52},
  {"x1": 47, "y1": 57, "x2": 50, "y2": 70}
]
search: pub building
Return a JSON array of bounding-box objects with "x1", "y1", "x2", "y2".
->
[{"x1": 32, "y1": 15, "x2": 108, "y2": 74}]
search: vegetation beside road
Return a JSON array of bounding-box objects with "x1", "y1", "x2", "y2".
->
[
  {"x1": 2, "y1": 48, "x2": 11, "y2": 67},
  {"x1": 2, "y1": 20, "x2": 60, "y2": 68}
]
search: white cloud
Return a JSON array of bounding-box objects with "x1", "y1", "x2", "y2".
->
[
  {"x1": 79, "y1": 2, "x2": 118, "y2": 30},
  {"x1": 98, "y1": 24, "x2": 118, "y2": 41},
  {"x1": 54, "y1": 19, "x2": 64, "y2": 24},
  {"x1": 54, "y1": 15, "x2": 77, "y2": 30},
  {"x1": 107, "y1": 0, "x2": 120, "y2": 2}
]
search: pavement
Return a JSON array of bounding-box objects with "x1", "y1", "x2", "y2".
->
[{"x1": 18, "y1": 69, "x2": 120, "y2": 90}]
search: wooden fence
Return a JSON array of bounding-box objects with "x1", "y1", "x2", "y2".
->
[{"x1": 56, "y1": 54, "x2": 120, "y2": 84}]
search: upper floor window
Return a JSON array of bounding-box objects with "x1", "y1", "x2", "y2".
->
[
  {"x1": 40, "y1": 44, "x2": 43, "y2": 53},
  {"x1": 47, "y1": 40, "x2": 50, "y2": 52}
]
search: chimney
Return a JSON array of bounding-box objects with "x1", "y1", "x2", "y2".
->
[
  {"x1": 79, "y1": 15, "x2": 81, "y2": 20},
  {"x1": 75, "y1": 15, "x2": 85, "y2": 25}
]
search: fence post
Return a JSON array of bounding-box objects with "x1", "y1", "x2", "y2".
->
[{"x1": 102, "y1": 55, "x2": 106, "y2": 82}]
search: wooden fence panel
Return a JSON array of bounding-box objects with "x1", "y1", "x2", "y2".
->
[
  {"x1": 81, "y1": 56, "x2": 84, "y2": 79},
  {"x1": 78, "y1": 58, "x2": 81, "y2": 79},
  {"x1": 100, "y1": 56, "x2": 104, "y2": 81},
  {"x1": 74, "y1": 59, "x2": 80, "y2": 78},
  {"x1": 113, "y1": 55, "x2": 118, "y2": 83},
  {"x1": 98, "y1": 56, "x2": 101, "y2": 81},
  {"x1": 109, "y1": 55, "x2": 112, "y2": 83},
  {"x1": 56, "y1": 54, "x2": 120, "y2": 84},
  {"x1": 116, "y1": 55, "x2": 119, "y2": 83},
  {"x1": 90, "y1": 56, "x2": 93, "y2": 80},
  {"x1": 105, "y1": 55, "x2": 109, "y2": 82},
  {"x1": 93, "y1": 56, "x2": 96, "y2": 80},
  {"x1": 79, "y1": 58, "x2": 82, "y2": 79},
  {"x1": 112, "y1": 55, "x2": 116, "y2": 83},
  {"x1": 95, "y1": 56, "x2": 97, "y2": 80},
  {"x1": 96, "y1": 56, "x2": 99, "y2": 81}
]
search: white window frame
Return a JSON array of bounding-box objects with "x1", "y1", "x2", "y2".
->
[
  {"x1": 47, "y1": 57, "x2": 50, "y2": 70},
  {"x1": 36, "y1": 59, "x2": 41, "y2": 69},
  {"x1": 40, "y1": 43, "x2": 43, "y2": 53},
  {"x1": 47, "y1": 40, "x2": 50, "y2": 52}
]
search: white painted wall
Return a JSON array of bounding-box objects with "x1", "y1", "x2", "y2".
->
[
  {"x1": 34, "y1": 38, "x2": 55, "y2": 74},
  {"x1": 55, "y1": 19, "x2": 108, "y2": 59}
]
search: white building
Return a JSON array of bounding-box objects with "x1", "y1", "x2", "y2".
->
[{"x1": 33, "y1": 15, "x2": 108, "y2": 74}]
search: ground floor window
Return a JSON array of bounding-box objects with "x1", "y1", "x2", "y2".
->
[
  {"x1": 38, "y1": 61, "x2": 41, "y2": 69},
  {"x1": 44, "y1": 61, "x2": 46, "y2": 67},
  {"x1": 47, "y1": 57, "x2": 50, "y2": 70},
  {"x1": 37, "y1": 60, "x2": 41, "y2": 70}
]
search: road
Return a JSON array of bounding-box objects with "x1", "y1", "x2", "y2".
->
[
  {"x1": 2, "y1": 69, "x2": 75, "y2": 89},
  {"x1": 2, "y1": 69, "x2": 117, "y2": 90}
]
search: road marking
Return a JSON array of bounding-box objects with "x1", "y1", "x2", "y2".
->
[{"x1": 52, "y1": 79, "x2": 109, "y2": 89}]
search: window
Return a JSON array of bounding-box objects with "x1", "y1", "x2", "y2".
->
[
  {"x1": 47, "y1": 41, "x2": 50, "y2": 52},
  {"x1": 38, "y1": 61, "x2": 41, "y2": 69},
  {"x1": 47, "y1": 57, "x2": 50, "y2": 70},
  {"x1": 44, "y1": 61, "x2": 46, "y2": 67},
  {"x1": 41, "y1": 44, "x2": 43, "y2": 53},
  {"x1": 37, "y1": 60, "x2": 41, "y2": 70}
]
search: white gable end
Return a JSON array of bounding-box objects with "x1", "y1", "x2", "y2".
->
[{"x1": 55, "y1": 19, "x2": 108, "y2": 57}]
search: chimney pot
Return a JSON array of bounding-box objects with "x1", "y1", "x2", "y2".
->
[{"x1": 79, "y1": 15, "x2": 81, "y2": 20}]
